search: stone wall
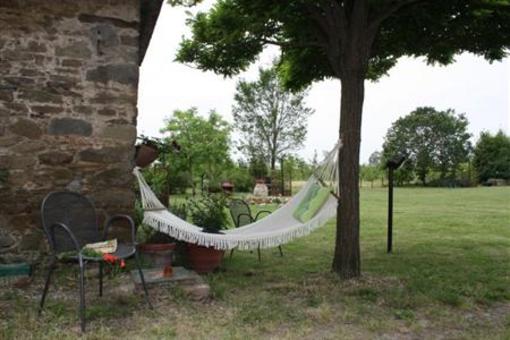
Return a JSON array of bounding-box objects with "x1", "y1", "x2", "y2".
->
[{"x1": 0, "y1": 0, "x2": 144, "y2": 260}]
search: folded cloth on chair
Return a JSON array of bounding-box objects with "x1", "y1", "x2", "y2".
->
[{"x1": 83, "y1": 239, "x2": 117, "y2": 254}]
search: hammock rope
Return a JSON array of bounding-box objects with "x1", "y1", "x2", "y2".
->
[{"x1": 133, "y1": 140, "x2": 341, "y2": 250}]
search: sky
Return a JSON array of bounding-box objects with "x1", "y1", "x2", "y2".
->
[{"x1": 138, "y1": 2, "x2": 510, "y2": 164}]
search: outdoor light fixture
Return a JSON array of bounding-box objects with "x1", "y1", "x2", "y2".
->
[{"x1": 385, "y1": 153, "x2": 407, "y2": 253}]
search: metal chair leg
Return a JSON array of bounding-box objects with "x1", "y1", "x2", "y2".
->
[
  {"x1": 229, "y1": 249, "x2": 235, "y2": 259},
  {"x1": 38, "y1": 260, "x2": 56, "y2": 315},
  {"x1": 278, "y1": 245, "x2": 284, "y2": 257},
  {"x1": 79, "y1": 259, "x2": 86, "y2": 332},
  {"x1": 98, "y1": 262, "x2": 103, "y2": 297},
  {"x1": 257, "y1": 247, "x2": 261, "y2": 262},
  {"x1": 135, "y1": 252, "x2": 152, "y2": 309}
]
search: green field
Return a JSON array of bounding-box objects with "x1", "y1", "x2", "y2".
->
[{"x1": 1, "y1": 187, "x2": 509, "y2": 339}]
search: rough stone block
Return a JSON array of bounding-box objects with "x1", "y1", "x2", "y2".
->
[
  {"x1": 0, "y1": 90, "x2": 14, "y2": 102},
  {"x1": 55, "y1": 41, "x2": 92, "y2": 59},
  {"x1": 98, "y1": 108, "x2": 116, "y2": 116},
  {"x1": 48, "y1": 118, "x2": 93, "y2": 136},
  {"x1": 38, "y1": 151, "x2": 74, "y2": 165},
  {"x1": 88, "y1": 23, "x2": 119, "y2": 48},
  {"x1": 78, "y1": 146, "x2": 129, "y2": 163},
  {"x1": 9, "y1": 118, "x2": 42, "y2": 139},
  {"x1": 120, "y1": 35, "x2": 138, "y2": 47},
  {"x1": 99, "y1": 125, "x2": 136, "y2": 142},
  {"x1": 9, "y1": 155, "x2": 37, "y2": 169},
  {"x1": 34, "y1": 167, "x2": 73, "y2": 186},
  {"x1": 93, "y1": 167, "x2": 131, "y2": 187},
  {"x1": 90, "y1": 93, "x2": 137, "y2": 106},
  {"x1": 93, "y1": 189, "x2": 135, "y2": 208},
  {"x1": 26, "y1": 41, "x2": 47, "y2": 53},
  {"x1": 18, "y1": 89, "x2": 62, "y2": 104},
  {"x1": 61, "y1": 59, "x2": 83, "y2": 68},
  {"x1": 3, "y1": 102, "x2": 28, "y2": 114},
  {"x1": 86, "y1": 64, "x2": 138, "y2": 85},
  {"x1": 11, "y1": 141, "x2": 46, "y2": 153},
  {"x1": 74, "y1": 105, "x2": 93, "y2": 115},
  {"x1": 30, "y1": 105, "x2": 62, "y2": 115},
  {"x1": 0, "y1": 136, "x2": 22, "y2": 147},
  {"x1": 78, "y1": 14, "x2": 138, "y2": 29}
]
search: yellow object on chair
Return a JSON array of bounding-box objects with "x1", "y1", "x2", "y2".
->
[{"x1": 83, "y1": 239, "x2": 118, "y2": 254}]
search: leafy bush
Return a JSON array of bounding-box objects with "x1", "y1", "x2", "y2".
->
[
  {"x1": 187, "y1": 194, "x2": 229, "y2": 233},
  {"x1": 473, "y1": 131, "x2": 510, "y2": 183},
  {"x1": 227, "y1": 166, "x2": 253, "y2": 192},
  {"x1": 169, "y1": 202, "x2": 187, "y2": 220}
]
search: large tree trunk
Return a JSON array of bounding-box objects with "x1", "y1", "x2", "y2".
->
[{"x1": 332, "y1": 72, "x2": 365, "y2": 279}]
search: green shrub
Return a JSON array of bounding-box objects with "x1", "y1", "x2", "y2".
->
[{"x1": 187, "y1": 194, "x2": 229, "y2": 233}]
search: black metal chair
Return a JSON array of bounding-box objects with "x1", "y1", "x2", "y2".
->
[
  {"x1": 38, "y1": 191, "x2": 151, "y2": 332},
  {"x1": 228, "y1": 199, "x2": 283, "y2": 261}
]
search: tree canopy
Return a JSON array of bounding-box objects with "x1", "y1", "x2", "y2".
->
[
  {"x1": 176, "y1": 0, "x2": 510, "y2": 88},
  {"x1": 161, "y1": 108, "x2": 231, "y2": 195},
  {"x1": 382, "y1": 107, "x2": 472, "y2": 185},
  {"x1": 233, "y1": 64, "x2": 314, "y2": 170}
]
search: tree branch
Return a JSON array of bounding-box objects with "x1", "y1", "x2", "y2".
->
[{"x1": 260, "y1": 38, "x2": 325, "y2": 49}]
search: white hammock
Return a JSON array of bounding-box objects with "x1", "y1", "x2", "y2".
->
[{"x1": 133, "y1": 141, "x2": 341, "y2": 250}]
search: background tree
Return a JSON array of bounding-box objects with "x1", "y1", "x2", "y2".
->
[
  {"x1": 174, "y1": 0, "x2": 510, "y2": 278},
  {"x1": 233, "y1": 65, "x2": 314, "y2": 170},
  {"x1": 368, "y1": 151, "x2": 382, "y2": 167},
  {"x1": 360, "y1": 164, "x2": 384, "y2": 188},
  {"x1": 382, "y1": 107, "x2": 471, "y2": 185},
  {"x1": 473, "y1": 131, "x2": 510, "y2": 183},
  {"x1": 161, "y1": 108, "x2": 231, "y2": 195}
]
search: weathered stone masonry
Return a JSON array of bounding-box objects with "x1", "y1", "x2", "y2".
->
[{"x1": 0, "y1": 0, "x2": 162, "y2": 259}]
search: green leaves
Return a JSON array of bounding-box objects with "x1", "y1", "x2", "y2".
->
[
  {"x1": 232, "y1": 63, "x2": 314, "y2": 168},
  {"x1": 175, "y1": 0, "x2": 510, "y2": 86},
  {"x1": 160, "y1": 108, "x2": 232, "y2": 193},
  {"x1": 187, "y1": 194, "x2": 229, "y2": 232},
  {"x1": 473, "y1": 131, "x2": 510, "y2": 183}
]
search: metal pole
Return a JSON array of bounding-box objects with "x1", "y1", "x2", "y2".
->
[
  {"x1": 387, "y1": 167, "x2": 394, "y2": 253},
  {"x1": 280, "y1": 157, "x2": 284, "y2": 195}
]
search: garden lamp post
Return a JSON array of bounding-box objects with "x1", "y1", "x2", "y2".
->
[{"x1": 386, "y1": 154, "x2": 406, "y2": 253}]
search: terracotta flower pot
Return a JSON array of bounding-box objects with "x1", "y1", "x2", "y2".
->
[
  {"x1": 135, "y1": 143, "x2": 159, "y2": 168},
  {"x1": 186, "y1": 243, "x2": 224, "y2": 274},
  {"x1": 138, "y1": 242, "x2": 176, "y2": 268}
]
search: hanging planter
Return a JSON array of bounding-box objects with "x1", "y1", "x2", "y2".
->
[{"x1": 135, "y1": 142, "x2": 159, "y2": 168}]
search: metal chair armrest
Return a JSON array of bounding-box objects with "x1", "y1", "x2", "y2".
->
[
  {"x1": 48, "y1": 222, "x2": 82, "y2": 255},
  {"x1": 103, "y1": 214, "x2": 137, "y2": 245},
  {"x1": 236, "y1": 213, "x2": 253, "y2": 227},
  {"x1": 254, "y1": 210, "x2": 272, "y2": 221}
]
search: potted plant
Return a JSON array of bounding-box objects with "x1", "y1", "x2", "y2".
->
[
  {"x1": 135, "y1": 136, "x2": 160, "y2": 168},
  {"x1": 186, "y1": 194, "x2": 228, "y2": 273},
  {"x1": 136, "y1": 201, "x2": 188, "y2": 273}
]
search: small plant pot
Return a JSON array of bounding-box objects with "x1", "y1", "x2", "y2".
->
[
  {"x1": 138, "y1": 242, "x2": 176, "y2": 268},
  {"x1": 186, "y1": 243, "x2": 224, "y2": 274},
  {"x1": 135, "y1": 143, "x2": 159, "y2": 168}
]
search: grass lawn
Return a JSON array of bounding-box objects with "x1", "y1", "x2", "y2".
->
[{"x1": 1, "y1": 187, "x2": 509, "y2": 339}]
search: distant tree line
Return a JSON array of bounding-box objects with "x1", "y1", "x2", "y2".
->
[{"x1": 360, "y1": 107, "x2": 510, "y2": 187}]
